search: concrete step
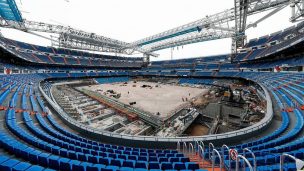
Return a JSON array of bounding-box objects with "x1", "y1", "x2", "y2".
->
[{"x1": 188, "y1": 154, "x2": 225, "y2": 171}]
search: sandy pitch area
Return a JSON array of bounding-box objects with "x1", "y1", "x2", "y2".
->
[{"x1": 83, "y1": 81, "x2": 208, "y2": 119}]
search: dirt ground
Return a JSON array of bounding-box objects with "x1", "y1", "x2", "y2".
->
[
  {"x1": 82, "y1": 81, "x2": 208, "y2": 119},
  {"x1": 185, "y1": 124, "x2": 209, "y2": 136}
]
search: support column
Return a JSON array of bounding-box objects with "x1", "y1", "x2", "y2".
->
[{"x1": 231, "y1": 0, "x2": 248, "y2": 62}]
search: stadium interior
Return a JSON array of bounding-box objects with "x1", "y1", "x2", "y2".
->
[{"x1": 0, "y1": 0, "x2": 304, "y2": 171}]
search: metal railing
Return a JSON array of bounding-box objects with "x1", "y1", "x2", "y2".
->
[
  {"x1": 280, "y1": 153, "x2": 304, "y2": 171},
  {"x1": 222, "y1": 144, "x2": 231, "y2": 170},
  {"x1": 177, "y1": 141, "x2": 181, "y2": 152},
  {"x1": 189, "y1": 143, "x2": 194, "y2": 156},
  {"x1": 198, "y1": 145, "x2": 205, "y2": 165},
  {"x1": 209, "y1": 143, "x2": 215, "y2": 159},
  {"x1": 183, "y1": 142, "x2": 187, "y2": 154},
  {"x1": 212, "y1": 149, "x2": 223, "y2": 171},
  {"x1": 236, "y1": 155, "x2": 253, "y2": 171},
  {"x1": 243, "y1": 148, "x2": 256, "y2": 171}
]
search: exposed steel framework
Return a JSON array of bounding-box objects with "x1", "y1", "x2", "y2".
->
[{"x1": 1, "y1": 0, "x2": 304, "y2": 59}]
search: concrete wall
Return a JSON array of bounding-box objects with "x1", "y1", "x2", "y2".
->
[{"x1": 39, "y1": 75, "x2": 274, "y2": 149}]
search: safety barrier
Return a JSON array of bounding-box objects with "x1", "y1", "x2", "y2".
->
[{"x1": 39, "y1": 75, "x2": 274, "y2": 146}]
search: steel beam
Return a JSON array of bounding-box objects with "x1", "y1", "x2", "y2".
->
[
  {"x1": 146, "y1": 30, "x2": 233, "y2": 52},
  {"x1": 131, "y1": 0, "x2": 291, "y2": 50},
  {"x1": 130, "y1": 9, "x2": 235, "y2": 47},
  {"x1": 231, "y1": 0, "x2": 249, "y2": 61},
  {"x1": 247, "y1": 4, "x2": 287, "y2": 29},
  {"x1": 290, "y1": 0, "x2": 304, "y2": 22},
  {"x1": 1, "y1": 0, "x2": 303, "y2": 56},
  {"x1": 20, "y1": 20, "x2": 158, "y2": 56}
]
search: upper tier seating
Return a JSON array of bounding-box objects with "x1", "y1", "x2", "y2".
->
[
  {"x1": 0, "y1": 37, "x2": 144, "y2": 68},
  {"x1": 235, "y1": 22, "x2": 304, "y2": 61}
]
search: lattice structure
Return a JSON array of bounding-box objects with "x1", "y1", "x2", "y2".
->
[
  {"x1": 231, "y1": 0, "x2": 249, "y2": 61},
  {"x1": 1, "y1": 0, "x2": 304, "y2": 58}
]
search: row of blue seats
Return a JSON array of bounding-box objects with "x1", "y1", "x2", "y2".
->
[
  {"x1": 25, "y1": 84, "x2": 183, "y2": 159},
  {"x1": 178, "y1": 78, "x2": 215, "y2": 85},
  {"x1": 2, "y1": 37, "x2": 143, "y2": 61},
  {"x1": 46, "y1": 113, "x2": 178, "y2": 154},
  {"x1": 0, "y1": 88, "x2": 11, "y2": 106},
  {"x1": 0, "y1": 154, "x2": 55, "y2": 171},
  {"x1": 0, "y1": 72, "x2": 303, "y2": 171},
  {"x1": 1, "y1": 37, "x2": 144, "y2": 68},
  {"x1": 36, "y1": 96, "x2": 48, "y2": 114},
  {"x1": 36, "y1": 114, "x2": 182, "y2": 161},
  {"x1": 30, "y1": 95, "x2": 38, "y2": 113},
  {"x1": 23, "y1": 111, "x2": 190, "y2": 165},
  {"x1": 1, "y1": 123, "x2": 200, "y2": 171},
  {"x1": 0, "y1": 82, "x2": 201, "y2": 171},
  {"x1": 95, "y1": 77, "x2": 130, "y2": 84},
  {"x1": 220, "y1": 74, "x2": 304, "y2": 169}
]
